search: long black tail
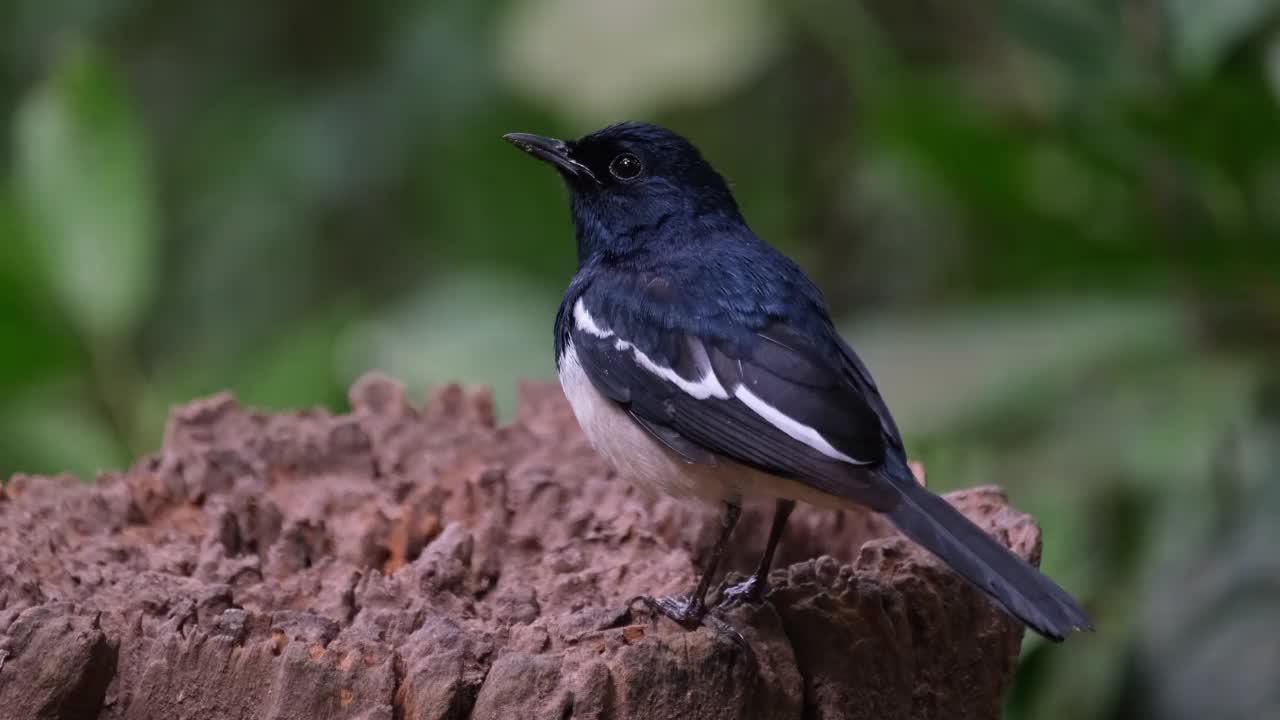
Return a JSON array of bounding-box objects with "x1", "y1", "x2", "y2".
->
[{"x1": 881, "y1": 466, "x2": 1092, "y2": 641}]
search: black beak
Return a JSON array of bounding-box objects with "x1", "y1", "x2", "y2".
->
[{"x1": 503, "y1": 132, "x2": 599, "y2": 184}]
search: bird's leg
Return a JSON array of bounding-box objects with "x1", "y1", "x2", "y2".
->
[
  {"x1": 631, "y1": 501, "x2": 741, "y2": 625},
  {"x1": 720, "y1": 499, "x2": 795, "y2": 607}
]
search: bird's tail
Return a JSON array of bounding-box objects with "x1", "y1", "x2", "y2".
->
[{"x1": 879, "y1": 461, "x2": 1092, "y2": 641}]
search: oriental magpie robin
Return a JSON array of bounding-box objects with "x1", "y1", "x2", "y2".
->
[{"x1": 504, "y1": 122, "x2": 1091, "y2": 641}]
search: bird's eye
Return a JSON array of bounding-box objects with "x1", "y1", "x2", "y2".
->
[{"x1": 608, "y1": 153, "x2": 643, "y2": 181}]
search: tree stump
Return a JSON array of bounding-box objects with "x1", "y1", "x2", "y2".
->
[{"x1": 0, "y1": 374, "x2": 1043, "y2": 720}]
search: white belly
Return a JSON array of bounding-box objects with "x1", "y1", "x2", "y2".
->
[
  {"x1": 559, "y1": 343, "x2": 723, "y2": 501},
  {"x1": 558, "y1": 343, "x2": 851, "y2": 510}
]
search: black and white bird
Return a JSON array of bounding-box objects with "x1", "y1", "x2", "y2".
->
[{"x1": 504, "y1": 122, "x2": 1092, "y2": 641}]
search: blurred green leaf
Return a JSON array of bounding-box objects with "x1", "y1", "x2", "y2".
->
[
  {"x1": 1166, "y1": 0, "x2": 1280, "y2": 78},
  {"x1": 14, "y1": 43, "x2": 156, "y2": 338},
  {"x1": 1269, "y1": 31, "x2": 1280, "y2": 99},
  {"x1": 1135, "y1": 471, "x2": 1280, "y2": 720},
  {"x1": 133, "y1": 303, "x2": 360, "y2": 455},
  {"x1": 229, "y1": 305, "x2": 354, "y2": 411},
  {"x1": 0, "y1": 382, "x2": 125, "y2": 481},
  {"x1": 414, "y1": 113, "x2": 579, "y2": 282},
  {"x1": 0, "y1": 188, "x2": 81, "y2": 394},
  {"x1": 1001, "y1": 0, "x2": 1136, "y2": 102},
  {"x1": 338, "y1": 272, "x2": 559, "y2": 418},
  {"x1": 845, "y1": 297, "x2": 1191, "y2": 438},
  {"x1": 499, "y1": 0, "x2": 781, "y2": 121}
]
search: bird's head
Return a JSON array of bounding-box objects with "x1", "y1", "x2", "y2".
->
[{"x1": 504, "y1": 122, "x2": 741, "y2": 259}]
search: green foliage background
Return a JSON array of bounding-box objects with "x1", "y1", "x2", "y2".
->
[{"x1": 2, "y1": 1, "x2": 1277, "y2": 717}]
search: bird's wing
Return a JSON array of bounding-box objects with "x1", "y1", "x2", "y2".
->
[{"x1": 563, "y1": 294, "x2": 899, "y2": 510}]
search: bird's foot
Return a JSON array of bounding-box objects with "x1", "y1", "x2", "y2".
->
[
  {"x1": 628, "y1": 594, "x2": 706, "y2": 627},
  {"x1": 717, "y1": 575, "x2": 768, "y2": 609},
  {"x1": 626, "y1": 595, "x2": 754, "y2": 661}
]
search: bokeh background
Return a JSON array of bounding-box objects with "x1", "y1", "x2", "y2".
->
[{"x1": 2, "y1": 0, "x2": 1278, "y2": 717}]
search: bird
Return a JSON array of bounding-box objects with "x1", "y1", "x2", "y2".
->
[{"x1": 503, "y1": 122, "x2": 1092, "y2": 642}]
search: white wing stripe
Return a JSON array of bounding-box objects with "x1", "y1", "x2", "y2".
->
[
  {"x1": 577, "y1": 298, "x2": 865, "y2": 463},
  {"x1": 574, "y1": 298, "x2": 613, "y2": 338},
  {"x1": 734, "y1": 385, "x2": 860, "y2": 463},
  {"x1": 621, "y1": 340, "x2": 729, "y2": 400},
  {"x1": 576, "y1": 297, "x2": 729, "y2": 400}
]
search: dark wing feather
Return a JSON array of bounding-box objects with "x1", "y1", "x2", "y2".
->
[
  {"x1": 628, "y1": 411, "x2": 719, "y2": 464},
  {"x1": 831, "y1": 334, "x2": 905, "y2": 449},
  {"x1": 566, "y1": 317, "x2": 897, "y2": 511},
  {"x1": 740, "y1": 323, "x2": 887, "y2": 460}
]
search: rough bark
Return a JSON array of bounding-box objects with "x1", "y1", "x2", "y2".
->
[{"x1": 0, "y1": 374, "x2": 1042, "y2": 720}]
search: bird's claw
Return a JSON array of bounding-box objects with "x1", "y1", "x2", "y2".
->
[
  {"x1": 627, "y1": 594, "x2": 706, "y2": 627},
  {"x1": 627, "y1": 595, "x2": 756, "y2": 663}
]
